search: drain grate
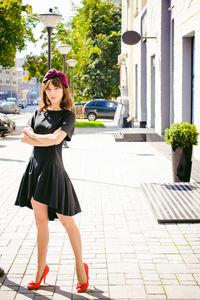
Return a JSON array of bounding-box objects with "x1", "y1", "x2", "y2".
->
[{"x1": 142, "y1": 182, "x2": 200, "y2": 223}]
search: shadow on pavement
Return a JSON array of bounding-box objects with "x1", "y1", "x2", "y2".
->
[
  {"x1": 0, "y1": 158, "x2": 25, "y2": 163},
  {"x1": 1, "y1": 275, "x2": 113, "y2": 299},
  {"x1": 72, "y1": 177, "x2": 140, "y2": 190}
]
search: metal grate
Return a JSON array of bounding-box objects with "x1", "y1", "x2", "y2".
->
[{"x1": 142, "y1": 182, "x2": 200, "y2": 223}]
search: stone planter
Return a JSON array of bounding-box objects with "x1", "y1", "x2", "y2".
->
[{"x1": 172, "y1": 146, "x2": 193, "y2": 182}]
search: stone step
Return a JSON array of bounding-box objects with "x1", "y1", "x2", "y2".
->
[{"x1": 113, "y1": 128, "x2": 164, "y2": 142}]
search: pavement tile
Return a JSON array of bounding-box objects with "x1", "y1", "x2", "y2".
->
[
  {"x1": 125, "y1": 278, "x2": 144, "y2": 285},
  {"x1": 145, "y1": 285, "x2": 165, "y2": 294},
  {"x1": 147, "y1": 296, "x2": 167, "y2": 299},
  {"x1": 109, "y1": 284, "x2": 146, "y2": 298},
  {"x1": 107, "y1": 263, "x2": 139, "y2": 274},
  {"x1": 53, "y1": 295, "x2": 71, "y2": 300},
  {"x1": 1, "y1": 119, "x2": 200, "y2": 299},
  {"x1": 108, "y1": 273, "x2": 126, "y2": 284},
  {"x1": 162, "y1": 279, "x2": 180, "y2": 285},
  {"x1": 164, "y1": 285, "x2": 200, "y2": 299},
  {"x1": 0, "y1": 291, "x2": 17, "y2": 299},
  {"x1": 15, "y1": 294, "x2": 35, "y2": 300},
  {"x1": 155, "y1": 263, "x2": 189, "y2": 274},
  {"x1": 0, "y1": 285, "x2": 19, "y2": 291},
  {"x1": 142, "y1": 272, "x2": 160, "y2": 281},
  {"x1": 90, "y1": 279, "x2": 108, "y2": 285}
]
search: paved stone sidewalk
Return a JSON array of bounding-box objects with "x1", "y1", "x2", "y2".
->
[{"x1": 0, "y1": 118, "x2": 200, "y2": 299}]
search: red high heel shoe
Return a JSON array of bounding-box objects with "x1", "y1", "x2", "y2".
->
[
  {"x1": 76, "y1": 263, "x2": 89, "y2": 293},
  {"x1": 27, "y1": 265, "x2": 49, "y2": 290}
]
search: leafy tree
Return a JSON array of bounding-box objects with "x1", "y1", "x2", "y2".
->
[
  {"x1": 23, "y1": 0, "x2": 121, "y2": 101},
  {"x1": 0, "y1": 0, "x2": 38, "y2": 68},
  {"x1": 73, "y1": 0, "x2": 121, "y2": 99}
]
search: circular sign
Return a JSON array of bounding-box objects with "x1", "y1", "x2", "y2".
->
[
  {"x1": 23, "y1": 75, "x2": 28, "y2": 82},
  {"x1": 122, "y1": 31, "x2": 141, "y2": 45}
]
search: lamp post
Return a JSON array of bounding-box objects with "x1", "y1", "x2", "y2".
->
[
  {"x1": 38, "y1": 9, "x2": 62, "y2": 70},
  {"x1": 58, "y1": 44, "x2": 72, "y2": 74},
  {"x1": 66, "y1": 59, "x2": 77, "y2": 98}
]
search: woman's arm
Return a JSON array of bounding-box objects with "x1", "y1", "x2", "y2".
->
[
  {"x1": 22, "y1": 125, "x2": 67, "y2": 146},
  {"x1": 21, "y1": 133, "x2": 50, "y2": 147}
]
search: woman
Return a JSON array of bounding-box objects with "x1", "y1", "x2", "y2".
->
[{"x1": 15, "y1": 69, "x2": 89, "y2": 293}]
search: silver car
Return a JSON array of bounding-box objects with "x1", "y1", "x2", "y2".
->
[{"x1": 0, "y1": 101, "x2": 20, "y2": 114}]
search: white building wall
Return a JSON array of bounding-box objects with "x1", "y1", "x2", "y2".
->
[
  {"x1": 121, "y1": 0, "x2": 200, "y2": 156},
  {"x1": 131, "y1": 0, "x2": 166, "y2": 132},
  {"x1": 172, "y1": 0, "x2": 200, "y2": 158}
]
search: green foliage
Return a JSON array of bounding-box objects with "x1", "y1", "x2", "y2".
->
[
  {"x1": 75, "y1": 121, "x2": 104, "y2": 127},
  {"x1": 23, "y1": 0, "x2": 121, "y2": 101},
  {"x1": 165, "y1": 122, "x2": 199, "y2": 148},
  {"x1": 0, "y1": 0, "x2": 38, "y2": 68},
  {"x1": 78, "y1": 0, "x2": 121, "y2": 99}
]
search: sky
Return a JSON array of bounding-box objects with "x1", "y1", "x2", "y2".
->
[{"x1": 17, "y1": 0, "x2": 82, "y2": 58}]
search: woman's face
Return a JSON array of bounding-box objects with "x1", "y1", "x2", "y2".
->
[{"x1": 46, "y1": 82, "x2": 63, "y2": 106}]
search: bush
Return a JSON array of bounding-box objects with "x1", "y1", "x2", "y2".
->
[{"x1": 165, "y1": 122, "x2": 199, "y2": 148}]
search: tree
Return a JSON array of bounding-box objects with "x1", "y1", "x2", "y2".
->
[
  {"x1": 73, "y1": 0, "x2": 121, "y2": 99},
  {"x1": 0, "y1": 0, "x2": 38, "y2": 68},
  {"x1": 23, "y1": 0, "x2": 121, "y2": 101}
]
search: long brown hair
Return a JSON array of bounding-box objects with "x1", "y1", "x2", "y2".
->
[{"x1": 39, "y1": 77, "x2": 73, "y2": 112}]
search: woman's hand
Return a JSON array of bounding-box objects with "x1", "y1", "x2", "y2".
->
[{"x1": 22, "y1": 125, "x2": 35, "y2": 138}]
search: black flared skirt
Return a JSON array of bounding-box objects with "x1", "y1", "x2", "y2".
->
[{"x1": 15, "y1": 156, "x2": 81, "y2": 221}]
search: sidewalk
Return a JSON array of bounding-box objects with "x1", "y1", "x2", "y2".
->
[{"x1": 0, "y1": 119, "x2": 200, "y2": 300}]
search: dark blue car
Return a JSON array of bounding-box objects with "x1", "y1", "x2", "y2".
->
[{"x1": 83, "y1": 99, "x2": 117, "y2": 121}]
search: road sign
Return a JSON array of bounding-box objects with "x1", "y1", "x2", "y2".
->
[
  {"x1": 23, "y1": 76, "x2": 28, "y2": 82},
  {"x1": 31, "y1": 89, "x2": 37, "y2": 94},
  {"x1": 22, "y1": 83, "x2": 29, "y2": 90}
]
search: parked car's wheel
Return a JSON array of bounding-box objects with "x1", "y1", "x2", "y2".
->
[{"x1": 87, "y1": 112, "x2": 97, "y2": 121}]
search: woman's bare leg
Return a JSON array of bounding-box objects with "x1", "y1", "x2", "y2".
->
[
  {"x1": 56, "y1": 213, "x2": 87, "y2": 284},
  {"x1": 31, "y1": 198, "x2": 49, "y2": 282}
]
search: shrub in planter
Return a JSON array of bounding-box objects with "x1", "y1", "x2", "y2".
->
[{"x1": 165, "y1": 122, "x2": 199, "y2": 182}]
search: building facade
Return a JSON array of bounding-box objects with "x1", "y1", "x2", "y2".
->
[
  {"x1": 120, "y1": 0, "x2": 200, "y2": 157},
  {"x1": 0, "y1": 65, "x2": 18, "y2": 100},
  {"x1": 0, "y1": 58, "x2": 41, "y2": 102}
]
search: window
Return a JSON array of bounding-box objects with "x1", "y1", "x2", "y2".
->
[
  {"x1": 89, "y1": 101, "x2": 97, "y2": 106},
  {"x1": 96, "y1": 102, "x2": 105, "y2": 107},
  {"x1": 107, "y1": 102, "x2": 117, "y2": 108}
]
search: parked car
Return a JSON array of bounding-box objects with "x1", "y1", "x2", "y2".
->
[
  {"x1": 27, "y1": 99, "x2": 34, "y2": 106},
  {"x1": 83, "y1": 99, "x2": 118, "y2": 121},
  {"x1": 0, "y1": 101, "x2": 20, "y2": 114},
  {"x1": 18, "y1": 99, "x2": 27, "y2": 109},
  {"x1": 6, "y1": 97, "x2": 17, "y2": 104},
  {"x1": 33, "y1": 99, "x2": 39, "y2": 105},
  {"x1": 0, "y1": 113, "x2": 16, "y2": 137}
]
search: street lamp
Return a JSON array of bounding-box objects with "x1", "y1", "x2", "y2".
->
[
  {"x1": 57, "y1": 44, "x2": 72, "y2": 74},
  {"x1": 38, "y1": 8, "x2": 62, "y2": 70},
  {"x1": 66, "y1": 59, "x2": 77, "y2": 98}
]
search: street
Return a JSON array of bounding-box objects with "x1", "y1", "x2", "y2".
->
[{"x1": 0, "y1": 115, "x2": 200, "y2": 299}]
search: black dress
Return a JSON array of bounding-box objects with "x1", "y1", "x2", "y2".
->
[{"x1": 15, "y1": 108, "x2": 81, "y2": 221}]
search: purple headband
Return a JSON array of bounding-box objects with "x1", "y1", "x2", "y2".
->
[{"x1": 43, "y1": 69, "x2": 68, "y2": 88}]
